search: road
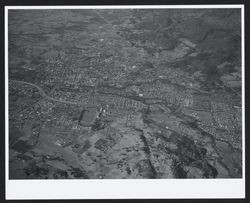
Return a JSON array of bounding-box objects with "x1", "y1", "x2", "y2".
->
[{"x1": 10, "y1": 79, "x2": 80, "y2": 106}]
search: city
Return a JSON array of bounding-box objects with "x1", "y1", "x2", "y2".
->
[{"x1": 9, "y1": 9, "x2": 242, "y2": 179}]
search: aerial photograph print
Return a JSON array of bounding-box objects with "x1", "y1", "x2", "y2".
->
[{"x1": 8, "y1": 8, "x2": 242, "y2": 179}]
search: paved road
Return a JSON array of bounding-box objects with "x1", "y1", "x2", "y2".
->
[
  {"x1": 9, "y1": 79, "x2": 150, "y2": 108},
  {"x1": 10, "y1": 79, "x2": 80, "y2": 106}
]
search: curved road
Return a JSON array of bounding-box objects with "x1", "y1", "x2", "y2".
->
[
  {"x1": 10, "y1": 79, "x2": 80, "y2": 106},
  {"x1": 10, "y1": 77, "x2": 209, "y2": 110}
]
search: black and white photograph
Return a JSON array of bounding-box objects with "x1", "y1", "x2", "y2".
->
[{"x1": 4, "y1": 4, "x2": 245, "y2": 199}]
